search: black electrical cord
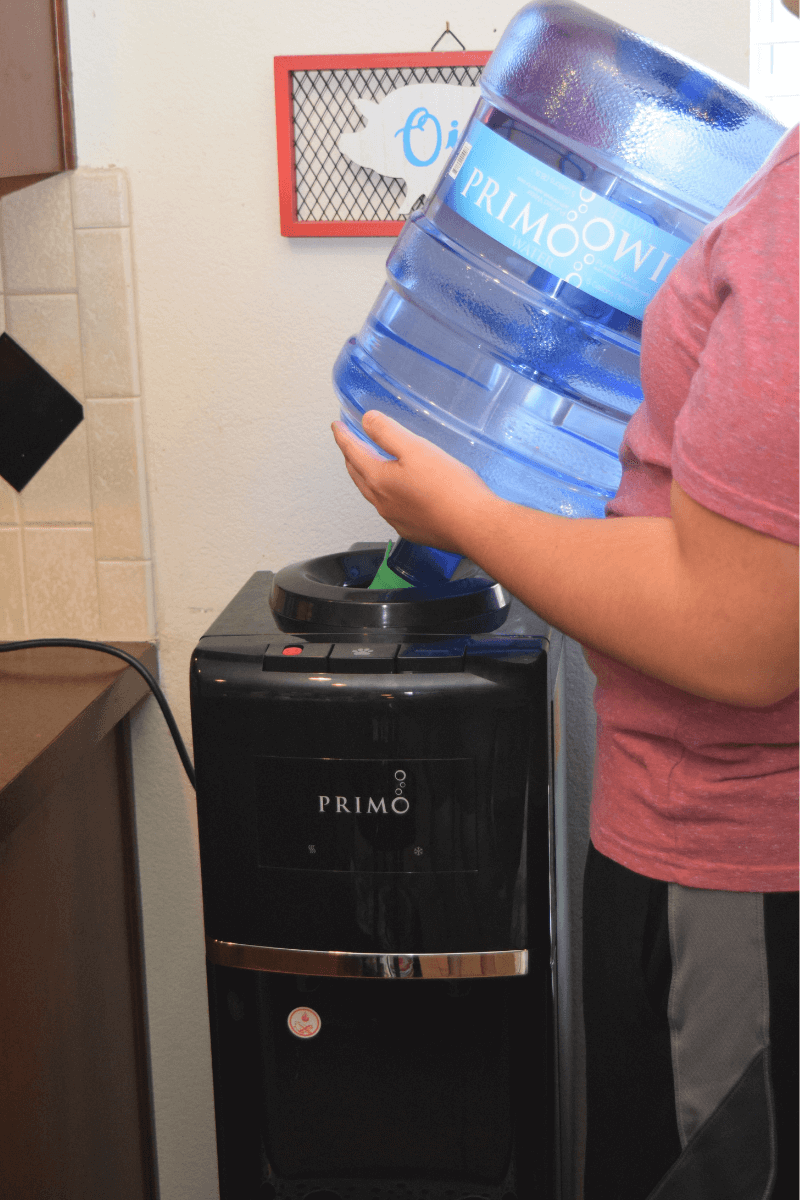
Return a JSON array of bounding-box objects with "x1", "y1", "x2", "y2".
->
[{"x1": 0, "y1": 638, "x2": 196, "y2": 790}]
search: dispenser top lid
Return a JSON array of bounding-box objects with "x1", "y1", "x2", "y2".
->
[{"x1": 270, "y1": 546, "x2": 510, "y2": 635}]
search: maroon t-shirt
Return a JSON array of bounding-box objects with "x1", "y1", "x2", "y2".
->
[{"x1": 586, "y1": 127, "x2": 799, "y2": 892}]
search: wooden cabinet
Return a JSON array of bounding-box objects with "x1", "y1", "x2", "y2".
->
[
  {"x1": 0, "y1": 0, "x2": 76, "y2": 198},
  {"x1": 0, "y1": 645, "x2": 158, "y2": 1199}
]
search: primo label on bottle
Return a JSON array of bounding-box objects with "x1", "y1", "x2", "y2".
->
[{"x1": 446, "y1": 118, "x2": 690, "y2": 321}]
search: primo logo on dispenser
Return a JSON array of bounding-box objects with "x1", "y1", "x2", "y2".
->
[{"x1": 318, "y1": 769, "x2": 411, "y2": 816}]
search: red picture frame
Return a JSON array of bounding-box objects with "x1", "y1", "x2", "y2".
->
[{"x1": 274, "y1": 52, "x2": 491, "y2": 238}]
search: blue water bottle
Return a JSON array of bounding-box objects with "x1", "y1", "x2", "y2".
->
[{"x1": 334, "y1": 0, "x2": 784, "y2": 580}]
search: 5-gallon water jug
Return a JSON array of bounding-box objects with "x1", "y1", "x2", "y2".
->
[{"x1": 333, "y1": 0, "x2": 785, "y2": 519}]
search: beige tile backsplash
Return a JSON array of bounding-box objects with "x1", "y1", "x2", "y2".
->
[
  {"x1": 76, "y1": 228, "x2": 141, "y2": 398},
  {"x1": 19, "y1": 425, "x2": 94, "y2": 525},
  {"x1": 0, "y1": 174, "x2": 77, "y2": 294},
  {"x1": 97, "y1": 560, "x2": 154, "y2": 642},
  {"x1": 87, "y1": 400, "x2": 149, "y2": 560},
  {"x1": 0, "y1": 169, "x2": 154, "y2": 642},
  {"x1": 0, "y1": 479, "x2": 19, "y2": 525},
  {"x1": 70, "y1": 169, "x2": 130, "y2": 230},
  {"x1": 5, "y1": 292, "x2": 86, "y2": 398},
  {"x1": 24, "y1": 526, "x2": 101, "y2": 638},
  {"x1": 0, "y1": 528, "x2": 26, "y2": 638}
]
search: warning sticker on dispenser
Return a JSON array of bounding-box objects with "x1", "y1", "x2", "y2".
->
[
  {"x1": 445, "y1": 118, "x2": 690, "y2": 320},
  {"x1": 287, "y1": 1007, "x2": 321, "y2": 1039},
  {"x1": 255, "y1": 756, "x2": 478, "y2": 874}
]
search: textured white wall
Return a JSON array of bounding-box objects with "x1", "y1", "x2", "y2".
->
[{"x1": 64, "y1": 3, "x2": 750, "y2": 1197}]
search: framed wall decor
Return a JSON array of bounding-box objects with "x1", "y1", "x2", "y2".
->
[{"x1": 274, "y1": 52, "x2": 491, "y2": 238}]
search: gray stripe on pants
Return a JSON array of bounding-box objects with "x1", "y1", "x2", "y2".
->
[{"x1": 667, "y1": 885, "x2": 770, "y2": 1148}]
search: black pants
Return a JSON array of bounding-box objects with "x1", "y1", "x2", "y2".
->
[{"x1": 582, "y1": 843, "x2": 798, "y2": 1200}]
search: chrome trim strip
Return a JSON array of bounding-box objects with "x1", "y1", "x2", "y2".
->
[{"x1": 206, "y1": 938, "x2": 528, "y2": 979}]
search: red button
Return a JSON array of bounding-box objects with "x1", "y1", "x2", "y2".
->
[{"x1": 282, "y1": 646, "x2": 303, "y2": 656}]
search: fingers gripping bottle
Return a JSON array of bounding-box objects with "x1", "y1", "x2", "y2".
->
[{"x1": 333, "y1": 0, "x2": 785, "y2": 584}]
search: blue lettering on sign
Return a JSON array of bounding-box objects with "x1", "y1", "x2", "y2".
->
[
  {"x1": 395, "y1": 107, "x2": 442, "y2": 168},
  {"x1": 445, "y1": 119, "x2": 691, "y2": 320}
]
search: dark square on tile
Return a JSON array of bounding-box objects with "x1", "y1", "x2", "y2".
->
[{"x1": 0, "y1": 332, "x2": 84, "y2": 491}]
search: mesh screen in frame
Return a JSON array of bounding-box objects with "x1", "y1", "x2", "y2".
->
[{"x1": 275, "y1": 54, "x2": 489, "y2": 237}]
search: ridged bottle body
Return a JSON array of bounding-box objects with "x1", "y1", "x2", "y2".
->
[{"x1": 333, "y1": 1, "x2": 784, "y2": 517}]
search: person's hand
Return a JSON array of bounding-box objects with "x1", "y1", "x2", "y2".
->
[{"x1": 331, "y1": 410, "x2": 500, "y2": 553}]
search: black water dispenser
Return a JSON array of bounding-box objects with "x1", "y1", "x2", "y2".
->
[{"x1": 190, "y1": 546, "x2": 564, "y2": 1200}]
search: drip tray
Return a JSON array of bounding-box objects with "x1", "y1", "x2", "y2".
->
[{"x1": 270, "y1": 545, "x2": 509, "y2": 634}]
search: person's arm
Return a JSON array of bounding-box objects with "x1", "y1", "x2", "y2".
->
[{"x1": 332, "y1": 410, "x2": 798, "y2": 708}]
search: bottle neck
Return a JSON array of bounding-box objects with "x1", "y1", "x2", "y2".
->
[{"x1": 387, "y1": 539, "x2": 463, "y2": 587}]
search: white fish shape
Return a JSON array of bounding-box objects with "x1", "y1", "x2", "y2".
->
[{"x1": 338, "y1": 82, "x2": 480, "y2": 217}]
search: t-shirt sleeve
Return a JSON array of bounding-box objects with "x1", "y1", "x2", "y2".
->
[{"x1": 672, "y1": 151, "x2": 799, "y2": 545}]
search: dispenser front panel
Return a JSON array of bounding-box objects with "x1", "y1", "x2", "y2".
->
[
  {"x1": 255, "y1": 756, "x2": 477, "y2": 873},
  {"x1": 190, "y1": 572, "x2": 555, "y2": 953}
]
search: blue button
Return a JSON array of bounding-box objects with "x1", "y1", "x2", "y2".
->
[
  {"x1": 465, "y1": 636, "x2": 544, "y2": 657},
  {"x1": 397, "y1": 639, "x2": 467, "y2": 672}
]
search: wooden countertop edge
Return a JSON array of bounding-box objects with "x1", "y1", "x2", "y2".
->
[{"x1": 0, "y1": 642, "x2": 158, "y2": 841}]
